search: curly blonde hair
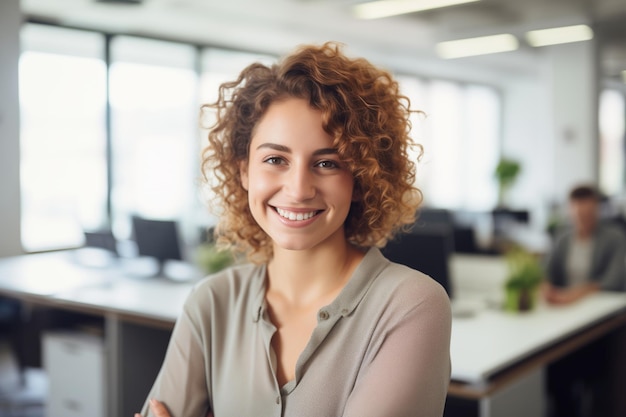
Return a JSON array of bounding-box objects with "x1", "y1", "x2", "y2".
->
[{"x1": 201, "y1": 42, "x2": 422, "y2": 263}]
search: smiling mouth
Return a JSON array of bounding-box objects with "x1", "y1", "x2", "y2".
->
[{"x1": 275, "y1": 207, "x2": 321, "y2": 221}]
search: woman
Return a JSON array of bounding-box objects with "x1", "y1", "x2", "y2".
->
[{"x1": 136, "y1": 42, "x2": 451, "y2": 417}]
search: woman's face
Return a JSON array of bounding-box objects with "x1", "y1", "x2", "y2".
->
[{"x1": 240, "y1": 97, "x2": 354, "y2": 252}]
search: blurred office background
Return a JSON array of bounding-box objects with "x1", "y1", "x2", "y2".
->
[
  {"x1": 1, "y1": 0, "x2": 625, "y2": 257},
  {"x1": 1, "y1": 0, "x2": 626, "y2": 416}
]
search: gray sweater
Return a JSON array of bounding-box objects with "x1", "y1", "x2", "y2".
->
[
  {"x1": 140, "y1": 247, "x2": 451, "y2": 417},
  {"x1": 545, "y1": 223, "x2": 626, "y2": 291}
]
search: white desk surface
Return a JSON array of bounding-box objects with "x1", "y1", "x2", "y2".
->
[
  {"x1": 0, "y1": 250, "x2": 195, "y2": 322},
  {"x1": 450, "y1": 292, "x2": 626, "y2": 385},
  {"x1": 52, "y1": 278, "x2": 194, "y2": 323},
  {"x1": 0, "y1": 251, "x2": 112, "y2": 297}
]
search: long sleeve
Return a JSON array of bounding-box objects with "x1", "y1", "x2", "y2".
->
[
  {"x1": 591, "y1": 226, "x2": 626, "y2": 291},
  {"x1": 342, "y1": 282, "x2": 451, "y2": 417},
  {"x1": 139, "y1": 299, "x2": 211, "y2": 417}
]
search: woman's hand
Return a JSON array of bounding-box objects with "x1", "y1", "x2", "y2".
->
[
  {"x1": 543, "y1": 282, "x2": 599, "y2": 305},
  {"x1": 134, "y1": 399, "x2": 171, "y2": 417}
]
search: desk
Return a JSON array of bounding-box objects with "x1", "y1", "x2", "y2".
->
[
  {"x1": 0, "y1": 251, "x2": 194, "y2": 327},
  {"x1": 53, "y1": 275, "x2": 192, "y2": 327},
  {"x1": 0, "y1": 251, "x2": 112, "y2": 300},
  {"x1": 451, "y1": 294, "x2": 626, "y2": 385},
  {"x1": 448, "y1": 254, "x2": 626, "y2": 417},
  {"x1": 2, "y1": 251, "x2": 626, "y2": 417},
  {"x1": 0, "y1": 251, "x2": 195, "y2": 417}
]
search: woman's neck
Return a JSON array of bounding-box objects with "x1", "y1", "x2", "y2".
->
[{"x1": 266, "y1": 240, "x2": 364, "y2": 308}]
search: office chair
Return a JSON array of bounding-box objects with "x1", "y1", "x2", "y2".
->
[{"x1": 382, "y1": 225, "x2": 454, "y2": 298}]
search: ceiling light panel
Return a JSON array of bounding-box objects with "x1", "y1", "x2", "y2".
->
[
  {"x1": 436, "y1": 34, "x2": 518, "y2": 59},
  {"x1": 353, "y1": 0, "x2": 481, "y2": 20},
  {"x1": 525, "y1": 24, "x2": 593, "y2": 47}
]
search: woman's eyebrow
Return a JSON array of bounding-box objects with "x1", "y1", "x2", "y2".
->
[
  {"x1": 313, "y1": 148, "x2": 338, "y2": 156},
  {"x1": 256, "y1": 143, "x2": 290, "y2": 152},
  {"x1": 255, "y1": 143, "x2": 337, "y2": 156}
]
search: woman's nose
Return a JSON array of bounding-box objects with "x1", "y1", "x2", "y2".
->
[{"x1": 284, "y1": 165, "x2": 316, "y2": 201}]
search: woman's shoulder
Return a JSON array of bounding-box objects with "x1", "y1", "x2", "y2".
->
[
  {"x1": 350, "y1": 250, "x2": 452, "y2": 339},
  {"x1": 362, "y1": 248, "x2": 451, "y2": 313},
  {"x1": 382, "y1": 259, "x2": 449, "y2": 302}
]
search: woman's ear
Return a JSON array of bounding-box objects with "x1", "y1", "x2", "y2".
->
[{"x1": 240, "y1": 160, "x2": 249, "y2": 191}]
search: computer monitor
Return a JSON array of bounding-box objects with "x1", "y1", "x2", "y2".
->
[
  {"x1": 415, "y1": 208, "x2": 453, "y2": 229},
  {"x1": 492, "y1": 208, "x2": 530, "y2": 224},
  {"x1": 131, "y1": 216, "x2": 183, "y2": 276},
  {"x1": 451, "y1": 210, "x2": 484, "y2": 254},
  {"x1": 83, "y1": 230, "x2": 118, "y2": 255},
  {"x1": 381, "y1": 226, "x2": 454, "y2": 298}
]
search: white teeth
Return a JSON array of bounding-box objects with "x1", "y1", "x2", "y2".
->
[{"x1": 276, "y1": 208, "x2": 317, "y2": 221}]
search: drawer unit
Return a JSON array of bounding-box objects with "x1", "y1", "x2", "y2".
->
[{"x1": 43, "y1": 332, "x2": 105, "y2": 417}]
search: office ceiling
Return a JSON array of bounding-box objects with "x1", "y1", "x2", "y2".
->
[{"x1": 20, "y1": 0, "x2": 626, "y2": 82}]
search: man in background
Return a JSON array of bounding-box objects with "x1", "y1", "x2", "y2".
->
[
  {"x1": 544, "y1": 184, "x2": 626, "y2": 304},
  {"x1": 543, "y1": 184, "x2": 626, "y2": 417}
]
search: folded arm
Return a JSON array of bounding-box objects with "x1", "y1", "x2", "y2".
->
[{"x1": 137, "y1": 306, "x2": 211, "y2": 417}]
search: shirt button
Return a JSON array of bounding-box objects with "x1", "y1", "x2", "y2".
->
[
  {"x1": 318, "y1": 310, "x2": 329, "y2": 320},
  {"x1": 276, "y1": 396, "x2": 281, "y2": 404},
  {"x1": 341, "y1": 308, "x2": 349, "y2": 315}
]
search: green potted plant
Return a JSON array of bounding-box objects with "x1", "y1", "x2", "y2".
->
[
  {"x1": 504, "y1": 246, "x2": 543, "y2": 312},
  {"x1": 195, "y1": 242, "x2": 235, "y2": 274},
  {"x1": 494, "y1": 158, "x2": 521, "y2": 207}
]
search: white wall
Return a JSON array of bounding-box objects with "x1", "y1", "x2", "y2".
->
[
  {"x1": 548, "y1": 40, "x2": 599, "y2": 198},
  {"x1": 500, "y1": 40, "x2": 600, "y2": 229},
  {"x1": 501, "y1": 72, "x2": 554, "y2": 228},
  {"x1": 0, "y1": 0, "x2": 23, "y2": 257}
]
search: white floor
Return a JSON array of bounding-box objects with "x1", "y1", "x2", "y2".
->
[{"x1": 0, "y1": 341, "x2": 46, "y2": 417}]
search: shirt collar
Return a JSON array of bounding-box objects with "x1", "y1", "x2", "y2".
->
[
  {"x1": 323, "y1": 247, "x2": 388, "y2": 318},
  {"x1": 250, "y1": 247, "x2": 389, "y2": 322}
]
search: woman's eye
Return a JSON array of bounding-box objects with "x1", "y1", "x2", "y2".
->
[
  {"x1": 316, "y1": 160, "x2": 339, "y2": 169},
  {"x1": 264, "y1": 156, "x2": 284, "y2": 165}
]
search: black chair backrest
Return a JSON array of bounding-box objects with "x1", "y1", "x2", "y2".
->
[{"x1": 382, "y1": 225, "x2": 454, "y2": 298}]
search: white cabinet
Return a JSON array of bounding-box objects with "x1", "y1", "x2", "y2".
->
[{"x1": 43, "y1": 332, "x2": 105, "y2": 417}]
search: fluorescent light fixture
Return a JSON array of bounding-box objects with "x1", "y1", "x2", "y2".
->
[
  {"x1": 436, "y1": 34, "x2": 518, "y2": 59},
  {"x1": 354, "y1": 0, "x2": 481, "y2": 20},
  {"x1": 526, "y1": 24, "x2": 593, "y2": 47}
]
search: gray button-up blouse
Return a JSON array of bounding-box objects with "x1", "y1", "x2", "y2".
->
[{"x1": 140, "y1": 247, "x2": 451, "y2": 417}]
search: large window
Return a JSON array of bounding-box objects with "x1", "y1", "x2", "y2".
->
[
  {"x1": 19, "y1": 25, "x2": 278, "y2": 252},
  {"x1": 398, "y1": 76, "x2": 501, "y2": 210},
  {"x1": 109, "y1": 37, "x2": 198, "y2": 240},
  {"x1": 20, "y1": 25, "x2": 107, "y2": 252},
  {"x1": 200, "y1": 48, "x2": 276, "y2": 104}
]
